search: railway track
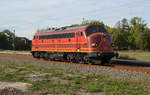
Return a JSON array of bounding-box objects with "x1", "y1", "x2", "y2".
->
[
  {"x1": 0, "y1": 53, "x2": 150, "y2": 74},
  {"x1": 112, "y1": 59, "x2": 150, "y2": 68}
]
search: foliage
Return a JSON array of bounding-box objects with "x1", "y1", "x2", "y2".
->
[
  {"x1": 111, "y1": 17, "x2": 150, "y2": 50},
  {"x1": 15, "y1": 37, "x2": 26, "y2": 50},
  {"x1": 0, "y1": 30, "x2": 14, "y2": 49},
  {"x1": 0, "y1": 30, "x2": 31, "y2": 50},
  {"x1": 81, "y1": 19, "x2": 104, "y2": 26},
  {"x1": 69, "y1": 19, "x2": 104, "y2": 27},
  {"x1": 0, "y1": 32, "x2": 8, "y2": 49},
  {"x1": 112, "y1": 18, "x2": 130, "y2": 49},
  {"x1": 87, "y1": 83, "x2": 102, "y2": 92}
]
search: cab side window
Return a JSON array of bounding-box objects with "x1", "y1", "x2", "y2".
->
[
  {"x1": 52, "y1": 40, "x2": 54, "y2": 43},
  {"x1": 99, "y1": 26, "x2": 107, "y2": 33},
  {"x1": 78, "y1": 32, "x2": 81, "y2": 36},
  {"x1": 86, "y1": 26, "x2": 98, "y2": 36},
  {"x1": 78, "y1": 32, "x2": 84, "y2": 37},
  {"x1": 81, "y1": 32, "x2": 84, "y2": 37}
]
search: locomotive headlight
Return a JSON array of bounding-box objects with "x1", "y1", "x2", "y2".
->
[{"x1": 91, "y1": 43, "x2": 98, "y2": 47}]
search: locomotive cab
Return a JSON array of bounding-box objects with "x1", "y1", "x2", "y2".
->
[
  {"x1": 86, "y1": 25, "x2": 113, "y2": 51},
  {"x1": 85, "y1": 25, "x2": 118, "y2": 63}
]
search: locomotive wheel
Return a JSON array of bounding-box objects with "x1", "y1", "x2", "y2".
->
[
  {"x1": 87, "y1": 60, "x2": 95, "y2": 65},
  {"x1": 101, "y1": 60, "x2": 105, "y2": 65},
  {"x1": 75, "y1": 54, "x2": 83, "y2": 63},
  {"x1": 38, "y1": 52, "x2": 42, "y2": 58},
  {"x1": 63, "y1": 54, "x2": 67, "y2": 61},
  {"x1": 32, "y1": 52, "x2": 36, "y2": 58},
  {"x1": 83, "y1": 56, "x2": 93, "y2": 65},
  {"x1": 67, "y1": 54, "x2": 72, "y2": 62},
  {"x1": 83, "y1": 56, "x2": 88, "y2": 64},
  {"x1": 49, "y1": 53, "x2": 55, "y2": 61},
  {"x1": 44, "y1": 53, "x2": 49, "y2": 60},
  {"x1": 34, "y1": 52, "x2": 40, "y2": 59},
  {"x1": 101, "y1": 59, "x2": 111, "y2": 65}
]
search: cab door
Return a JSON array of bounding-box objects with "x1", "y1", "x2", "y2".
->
[
  {"x1": 76, "y1": 31, "x2": 85, "y2": 51},
  {"x1": 35, "y1": 35, "x2": 38, "y2": 44},
  {"x1": 33, "y1": 35, "x2": 38, "y2": 51},
  {"x1": 76, "y1": 32, "x2": 80, "y2": 51}
]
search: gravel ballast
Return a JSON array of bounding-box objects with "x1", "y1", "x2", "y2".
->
[{"x1": 0, "y1": 56, "x2": 150, "y2": 80}]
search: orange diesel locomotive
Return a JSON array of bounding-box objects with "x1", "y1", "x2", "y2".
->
[{"x1": 31, "y1": 24, "x2": 118, "y2": 64}]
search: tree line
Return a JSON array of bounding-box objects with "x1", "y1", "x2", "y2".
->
[
  {"x1": 108, "y1": 17, "x2": 150, "y2": 50},
  {"x1": 0, "y1": 30, "x2": 31, "y2": 50}
]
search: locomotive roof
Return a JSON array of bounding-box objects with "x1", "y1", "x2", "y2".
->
[{"x1": 36, "y1": 25, "x2": 89, "y2": 35}]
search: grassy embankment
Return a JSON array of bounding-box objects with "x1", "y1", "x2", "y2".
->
[
  {"x1": 0, "y1": 60, "x2": 150, "y2": 95},
  {"x1": 118, "y1": 50, "x2": 150, "y2": 61}
]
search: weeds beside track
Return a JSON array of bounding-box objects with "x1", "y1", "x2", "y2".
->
[{"x1": 0, "y1": 55, "x2": 150, "y2": 95}]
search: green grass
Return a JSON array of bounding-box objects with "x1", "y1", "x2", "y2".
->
[
  {"x1": 118, "y1": 50, "x2": 150, "y2": 61},
  {"x1": 0, "y1": 60, "x2": 150, "y2": 95},
  {"x1": 87, "y1": 83, "x2": 103, "y2": 92}
]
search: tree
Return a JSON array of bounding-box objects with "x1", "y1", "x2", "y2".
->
[
  {"x1": 0, "y1": 32, "x2": 8, "y2": 49},
  {"x1": 14, "y1": 37, "x2": 26, "y2": 50},
  {"x1": 0, "y1": 30, "x2": 15, "y2": 50},
  {"x1": 3, "y1": 30, "x2": 15, "y2": 49},
  {"x1": 81, "y1": 20, "x2": 104, "y2": 26},
  {"x1": 112, "y1": 18, "x2": 130, "y2": 49},
  {"x1": 130, "y1": 17, "x2": 148, "y2": 49},
  {"x1": 140, "y1": 28, "x2": 150, "y2": 50}
]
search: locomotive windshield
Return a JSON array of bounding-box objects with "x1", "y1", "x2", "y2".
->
[
  {"x1": 86, "y1": 26, "x2": 98, "y2": 36},
  {"x1": 86, "y1": 25, "x2": 107, "y2": 36},
  {"x1": 99, "y1": 26, "x2": 107, "y2": 34}
]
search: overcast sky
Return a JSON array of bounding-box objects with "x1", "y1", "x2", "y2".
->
[{"x1": 0, "y1": 0, "x2": 150, "y2": 39}]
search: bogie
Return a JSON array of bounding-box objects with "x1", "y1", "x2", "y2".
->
[{"x1": 32, "y1": 51, "x2": 113, "y2": 65}]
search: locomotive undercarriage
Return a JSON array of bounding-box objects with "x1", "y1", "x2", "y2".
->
[{"x1": 31, "y1": 51, "x2": 118, "y2": 65}]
